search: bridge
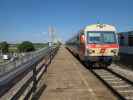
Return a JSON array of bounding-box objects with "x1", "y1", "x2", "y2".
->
[{"x1": 0, "y1": 45, "x2": 133, "y2": 100}]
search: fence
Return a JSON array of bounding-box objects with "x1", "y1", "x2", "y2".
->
[
  {"x1": 0, "y1": 45, "x2": 60, "y2": 100},
  {"x1": 0, "y1": 47, "x2": 51, "y2": 75}
]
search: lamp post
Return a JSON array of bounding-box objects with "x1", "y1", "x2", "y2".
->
[{"x1": 48, "y1": 26, "x2": 54, "y2": 64}]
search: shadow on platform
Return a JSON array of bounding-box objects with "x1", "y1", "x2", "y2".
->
[{"x1": 31, "y1": 84, "x2": 47, "y2": 100}]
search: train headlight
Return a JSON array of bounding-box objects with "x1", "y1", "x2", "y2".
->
[
  {"x1": 88, "y1": 50, "x2": 95, "y2": 54},
  {"x1": 111, "y1": 49, "x2": 117, "y2": 54}
]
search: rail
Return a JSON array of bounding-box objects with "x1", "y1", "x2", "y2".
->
[
  {"x1": 67, "y1": 46, "x2": 133, "y2": 100},
  {"x1": 91, "y1": 68, "x2": 133, "y2": 100},
  {"x1": 0, "y1": 45, "x2": 60, "y2": 100}
]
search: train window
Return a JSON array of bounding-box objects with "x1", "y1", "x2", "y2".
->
[
  {"x1": 87, "y1": 32, "x2": 116, "y2": 44},
  {"x1": 80, "y1": 34, "x2": 85, "y2": 43},
  {"x1": 103, "y1": 33, "x2": 116, "y2": 43},
  {"x1": 77, "y1": 36, "x2": 79, "y2": 40},
  {"x1": 88, "y1": 33, "x2": 101, "y2": 43},
  {"x1": 128, "y1": 35, "x2": 133, "y2": 46},
  {"x1": 119, "y1": 35, "x2": 125, "y2": 46}
]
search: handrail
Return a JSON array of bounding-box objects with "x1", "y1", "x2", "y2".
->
[
  {"x1": 0, "y1": 47, "x2": 50, "y2": 75},
  {"x1": 0, "y1": 45, "x2": 60, "y2": 100}
]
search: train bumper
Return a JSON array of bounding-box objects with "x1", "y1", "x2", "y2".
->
[{"x1": 84, "y1": 56, "x2": 119, "y2": 62}]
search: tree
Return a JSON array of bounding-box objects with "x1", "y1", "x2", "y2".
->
[
  {"x1": 18, "y1": 41, "x2": 35, "y2": 53},
  {"x1": 0, "y1": 41, "x2": 9, "y2": 54}
]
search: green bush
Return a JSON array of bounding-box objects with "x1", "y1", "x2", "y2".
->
[
  {"x1": 18, "y1": 41, "x2": 35, "y2": 53},
  {"x1": 0, "y1": 41, "x2": 9, "y2": 54}
]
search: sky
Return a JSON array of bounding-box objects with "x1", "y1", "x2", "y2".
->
[{"x1": 0, "y1": 0, "x2": 133, "y2": 43}]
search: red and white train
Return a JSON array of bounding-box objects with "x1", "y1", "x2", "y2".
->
[{"x1": 66, "y1": 24, "x2": 119, "y2": 68}]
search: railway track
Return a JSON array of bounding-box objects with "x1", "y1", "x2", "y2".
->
[
  {"x1": 67, "y1": 47, "x2": 133, "y2": 100},
  {"x1": 91, "y1": 68, "x2": 133, "y2": 100}
]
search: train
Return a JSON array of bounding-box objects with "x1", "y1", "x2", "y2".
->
[
  {"x1": 117, "y1": 31, "x2": 133, "y2": 65},
  {"x1": 66, "y1": 24, "x2": 119, "y2": 68},
  {"x1": 118, "y1": 31, "x2": 133, "y2": 54}
]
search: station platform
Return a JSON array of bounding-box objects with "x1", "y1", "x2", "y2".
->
[{"x1": 38, "y1": 46, "x2": 117, "y2": 100}]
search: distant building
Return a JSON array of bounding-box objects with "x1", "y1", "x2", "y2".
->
[{"x1": 118, "y1": 31, "x2": 133, "y2": 46}]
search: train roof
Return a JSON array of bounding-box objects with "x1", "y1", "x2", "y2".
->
[
  {"x1": 84, "y1": 24, "x2": 116, "y2": 32},
  {"x1": 118, "y1": 31, "x2": 133, "y2": 34}
]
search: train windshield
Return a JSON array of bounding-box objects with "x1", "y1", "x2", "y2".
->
[{"x1": 87, "y1": 32, "x2": 117, "y2": 44}]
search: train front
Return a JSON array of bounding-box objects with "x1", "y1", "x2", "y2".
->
[{"x1": 85, "y1": 24, "x2": 119, "y2": 66}]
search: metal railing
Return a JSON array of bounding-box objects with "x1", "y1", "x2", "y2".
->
[
  {"x1": 0, "y1": 45, "x2": 60, "y2": 100},
  {"x1": 0, "y1": 47, "x2": 50, "y2": 75}
]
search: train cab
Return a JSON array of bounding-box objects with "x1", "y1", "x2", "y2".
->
[
  {"x1": 84, "y1": 24, "x2": 119, "y2": 66},
  {"x1": 66, "y1": 24, "x2": 119, "y2": 67}
]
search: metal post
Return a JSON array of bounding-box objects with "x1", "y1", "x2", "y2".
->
[
  {"x1": 33, "y1": 64, "x2": 37, "y2": 92},
  {"x1": 49, "y1": 42, "x2": 52, "y2": 64}
]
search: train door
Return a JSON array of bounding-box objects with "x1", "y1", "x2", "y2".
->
[{"x1": 79, "y1": 33, "x2": 86, "y2": 60}]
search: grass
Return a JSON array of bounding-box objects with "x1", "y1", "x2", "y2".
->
[
  {"x1": 9, "y1": 46, "x2": 18, "y2": 53},
  {"x1": 33, "y1": 43, "x2": 49, "y2": 50}
]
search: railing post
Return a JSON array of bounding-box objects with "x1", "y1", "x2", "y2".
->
[
  {"x1": 49, "y1": 46, "x2": 53, "y2": 65},
  {"x1": 50, "y1": 48, "x2": 52, "y2": 64},
  {"x1": 33, "y1": 64, "x2": 37, "y2": 92}
]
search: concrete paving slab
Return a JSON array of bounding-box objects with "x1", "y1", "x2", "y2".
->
[{"x1": 38, "y1": 46, "x2": 117, "y2": 100}]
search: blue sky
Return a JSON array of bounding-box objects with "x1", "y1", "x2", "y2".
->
[{"x1": 0, "y1": 0, "x2": 133, "y2": 43}]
